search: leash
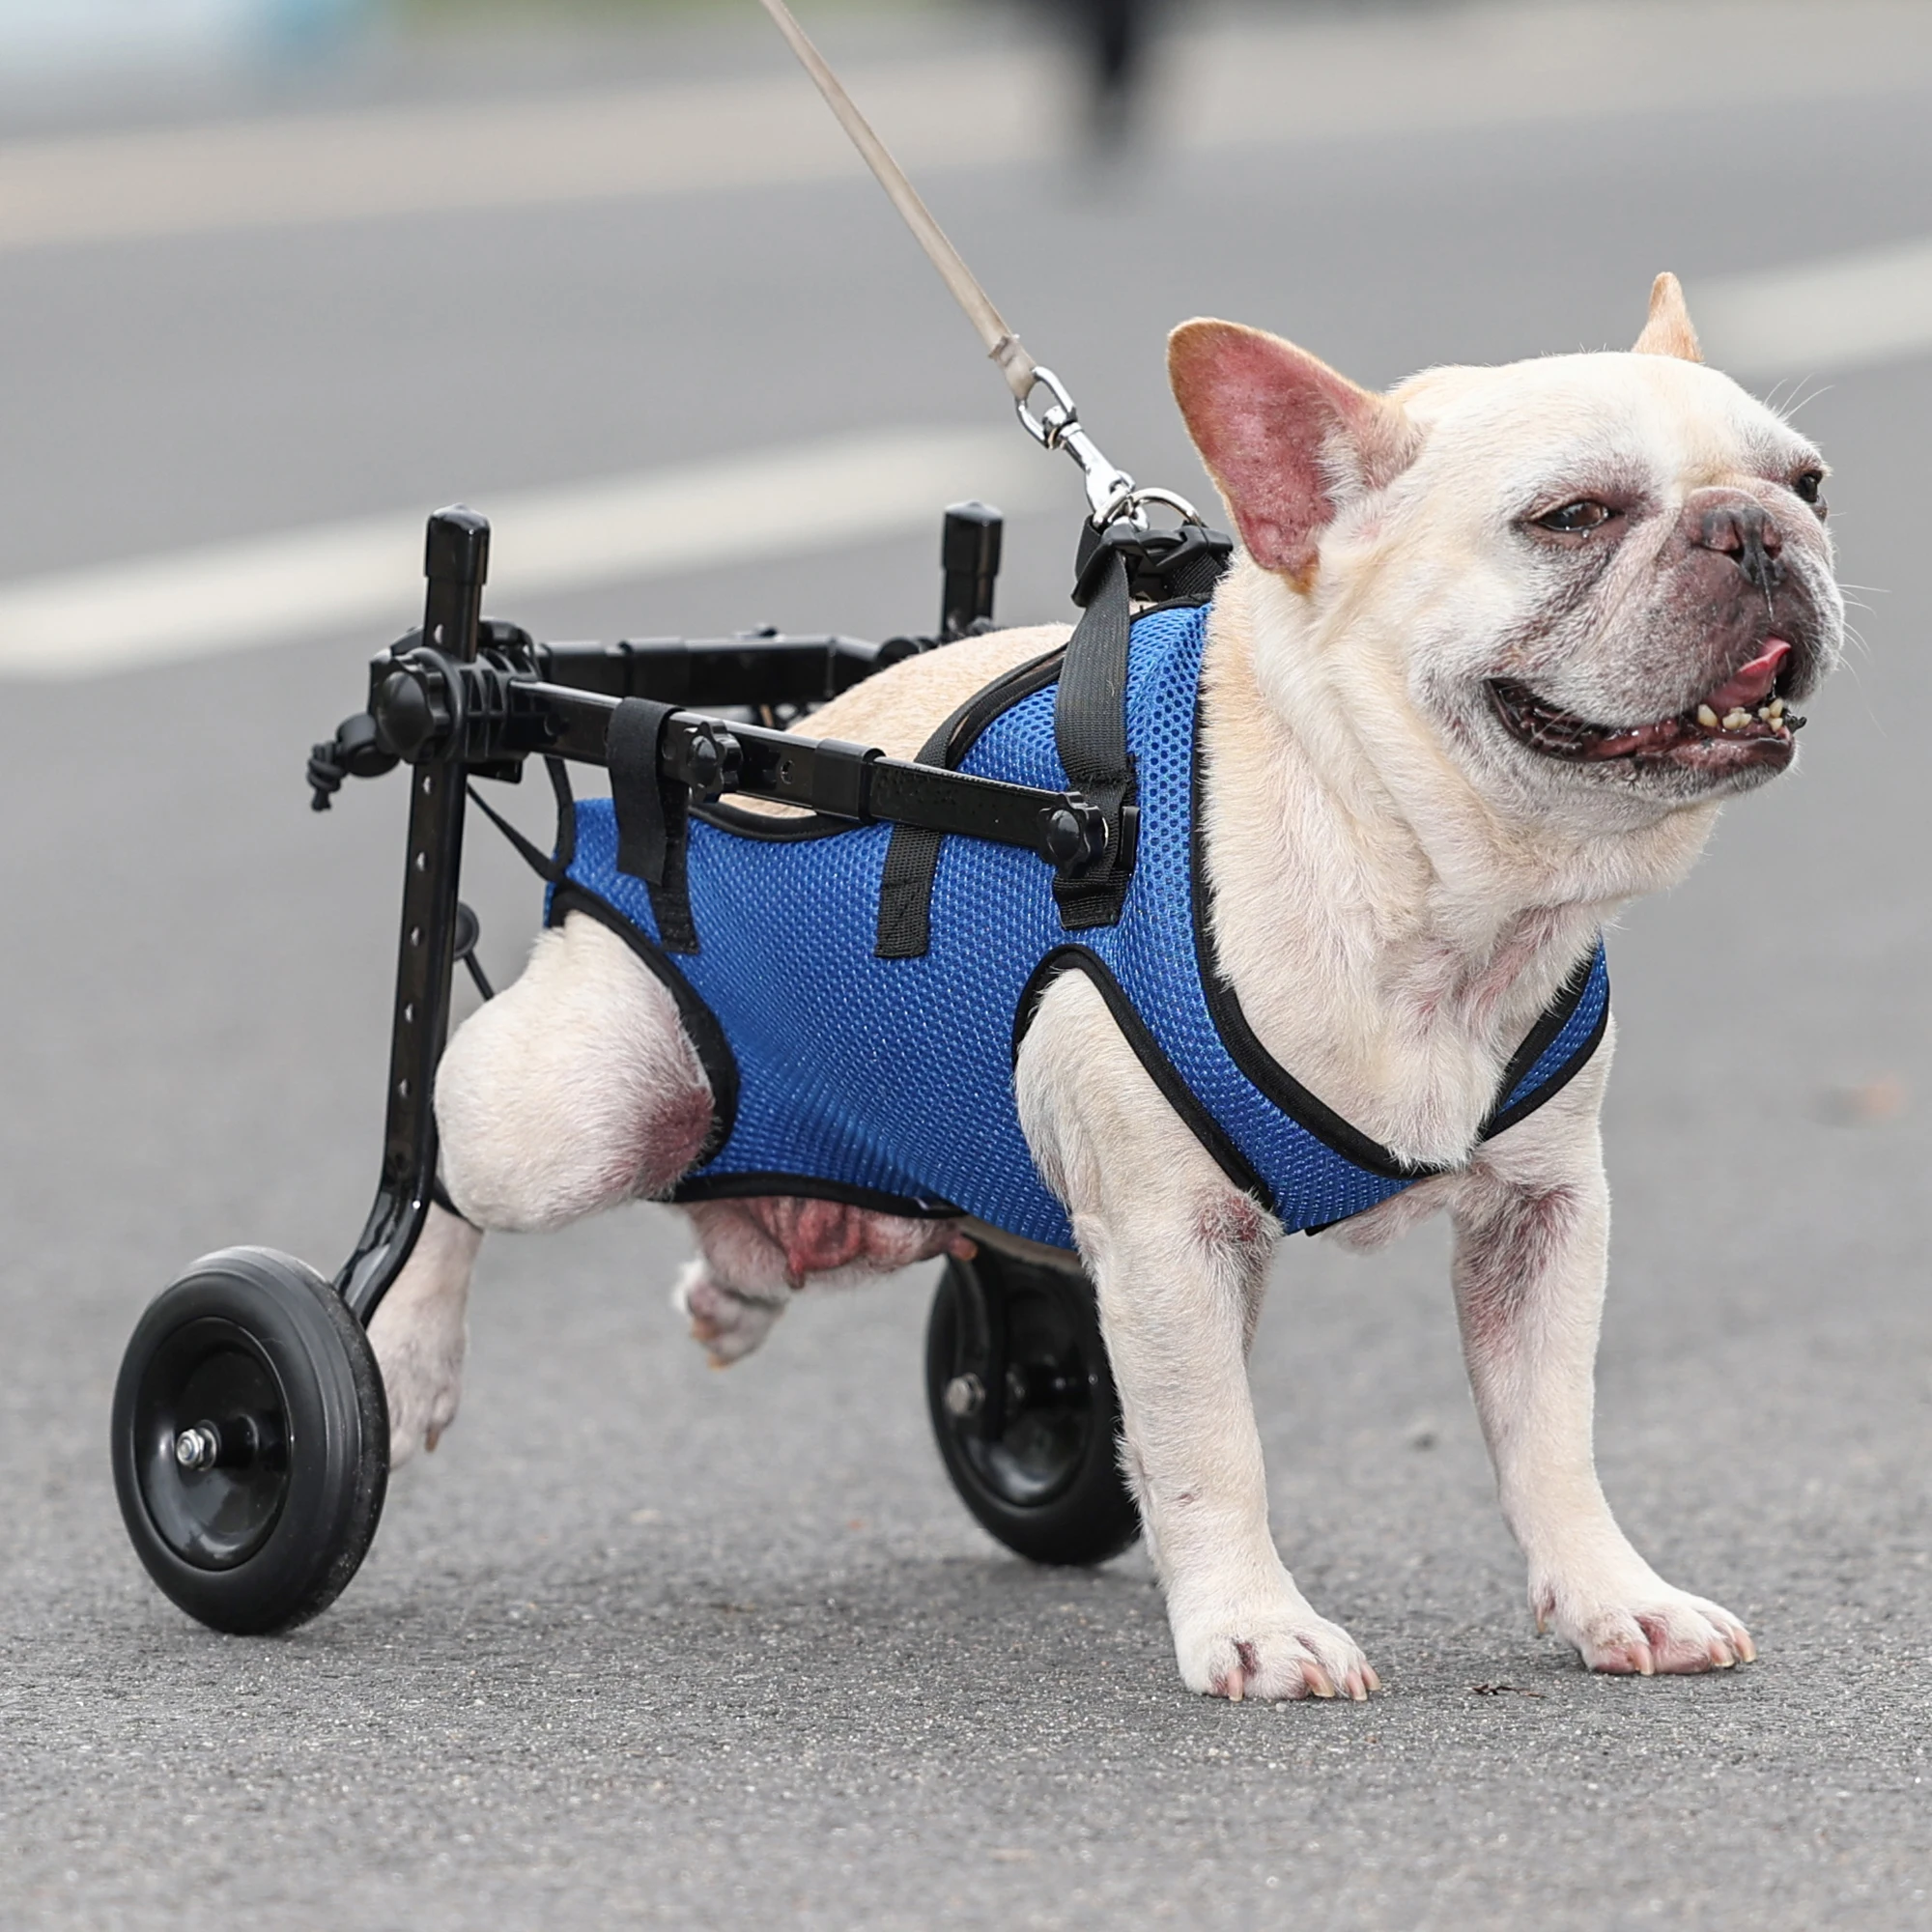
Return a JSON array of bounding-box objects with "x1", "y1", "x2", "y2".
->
[
  {"x1": 758, "y1": 0, "x2": 1242, "y2": 934},
  {"x1": 755, "y1": 0, "x2": 1199, "y2": 536}
]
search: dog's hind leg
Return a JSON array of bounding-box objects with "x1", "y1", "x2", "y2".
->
[
  {"x1": 369, "y1": 913, "x2": 713, "y2": 1461},
  {"x1": 1449, "y1": 1034, "x2": 1755, "y2": 1676},
  {"x1": 1018, "y1": 971, "x2": 1378, "y2": 1704},
  {"x1": 436, "y1": 912, "x2": 714, "y2": 1232},
  {"x1": 671, "y1": 1202, "x2": 794, "y2": 1366}
]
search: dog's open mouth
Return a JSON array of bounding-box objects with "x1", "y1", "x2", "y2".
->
[{"x1": 1488, "y1": 639, "x2": 1804, "y2": 769}]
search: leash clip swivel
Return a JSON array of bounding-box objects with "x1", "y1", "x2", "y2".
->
[{"x1": 1018, "y1": 367, "x2": 1205, "y2": 534}]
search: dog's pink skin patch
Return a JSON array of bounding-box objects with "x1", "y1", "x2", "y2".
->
[
  {"x1": 1193, "y1": 1191, "x2": 1267, "y2": 1257},
  {"x1": 633, "y1": 1080, "x2": 716, "y2": 1200},
  {"x1": 1456, "y1": 1182, "x2": 1582, "y2": 1361}
]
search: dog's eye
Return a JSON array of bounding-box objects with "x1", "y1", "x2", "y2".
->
[
  {"x1": 1533, "y1": 499, "x2": 1614, "y2": 534},
  {"x1": 1792, "y1": 468, "x2": 1826, "y2": 507}
]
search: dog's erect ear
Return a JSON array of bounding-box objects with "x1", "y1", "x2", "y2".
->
[
  {"x1": 1633, "y1": 272, "x2": 1703, "y2": 363},
  {"x1": 1168, "y1": 319, "x2": 1419, "y2": 588}
]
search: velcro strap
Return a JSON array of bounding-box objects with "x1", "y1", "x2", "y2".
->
[
  {"x1": 610, "y1": 698, "x2": 678, "y2": 884},
  {"x1": 609, "y1": 697, "x2": 698, "y2": 952},
  {"x1": 872, "y1": 689, "x2": 989, "y2": 961}
]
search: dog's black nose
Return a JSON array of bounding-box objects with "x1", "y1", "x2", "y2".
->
[{"x1": 1693, "y1": 497, "x2": 1784, "y2": 592}]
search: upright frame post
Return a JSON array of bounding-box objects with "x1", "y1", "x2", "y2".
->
[{"x1": 337, "y1": 507, "x2": 488, "y2": 1322}]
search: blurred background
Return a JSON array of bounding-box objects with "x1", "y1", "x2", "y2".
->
[{"x1": 2, "y1": 2, "x2": 1929, "y2": 1927}]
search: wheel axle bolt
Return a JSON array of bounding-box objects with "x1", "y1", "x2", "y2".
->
[
  {"x1": 944, "y1": 1373, "x2": 984, "y2": 1419},
  {"x1": 174, "y1": 1424, "x2": 219, "y2": 1472}
]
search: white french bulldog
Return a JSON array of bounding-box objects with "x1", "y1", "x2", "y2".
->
[{"x1": 371, "y1": 275, "x2": 1840, "y2": 1701}]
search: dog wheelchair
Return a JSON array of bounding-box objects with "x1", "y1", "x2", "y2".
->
[{"x1": 109, "y1": 488, "x2": 1235, "y2": 1635}]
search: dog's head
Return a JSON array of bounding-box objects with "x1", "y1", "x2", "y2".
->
[{"x1": 1170, "y1": 276, "x2": 1843, "y2": 838}]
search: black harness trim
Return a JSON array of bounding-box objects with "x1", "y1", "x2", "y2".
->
[
  {"x1": 1012, "y1": 945, "x2": 1272, "y2": 1214},
  {"x1": 1478, "y1": 956, "x2": 1609, "y2": 1140},
  {"x1": 608, "y1": 696, "x2": 699, "y2": 953},
  {"x1": 872, "y1": 646, "x2": 1068, "y2": 959},
  {"x1": 669, "y1": 1170, "x2": 962, "y2": 1219},
  {"x1": 1186, "y1": 695, "x2": 1610, "y2": 1186},
  {"x1": 545, "y1": 881, "x2": 739, "y2": 1168}
]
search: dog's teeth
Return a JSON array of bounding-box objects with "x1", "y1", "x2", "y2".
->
[
  {"x1": 1769, "y1": 697, "x2": 1785, "y2": 720},
  {"x1": 1721, "y1": 708, "x2": 1752, "y2": 731},
  {"x1": 1696, "y1": 704, "x2": 1719, "y2": 728}
]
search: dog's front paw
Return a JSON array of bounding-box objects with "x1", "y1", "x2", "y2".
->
[
  {"x1": 368, "y1": 1207, "x2": 479, "y2": 1468},
  {"x1": 1171, "y1": 1590, "x2": 1379, "y2": 1703},
  {"x1": 1537, "y1": 1570, "x2": 1756, "y2": 1676}
]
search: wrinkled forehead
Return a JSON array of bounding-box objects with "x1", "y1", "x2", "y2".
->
[{"x1": 1389, "y1": 354, "x2": 1815, "y2": 500}]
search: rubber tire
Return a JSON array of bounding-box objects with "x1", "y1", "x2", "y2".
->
[
  {"x1": 111, "y1": 1247, "x2": 389, "y2": 1634},
  {"x1": 924, "y1": 1249, "x2": 1141, "y2": 1567}
]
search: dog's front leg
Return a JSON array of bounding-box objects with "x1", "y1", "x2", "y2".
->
[
  {"x1": 368, "y1": 1203, "x2": 482, "y2": 1468},
  {"x1": 1452, "y1": 1040, "x2": 1754, "y2": 1675},
  {"x1": 1019, "y1": 973, "x2": 1377, "y2": 1703}
]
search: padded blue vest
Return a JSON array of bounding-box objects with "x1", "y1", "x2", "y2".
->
[{"x1": 552, "y1": 602, "x2": 1608, "y2": 1250}]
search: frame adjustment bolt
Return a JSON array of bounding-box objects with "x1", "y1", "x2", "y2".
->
[
  {"x1": 173, "y1": 1424, "x2": 220, "y2": 1472},
  {"x1": 943, "y1": 1374, "x2": 985, "y2": 1420}
]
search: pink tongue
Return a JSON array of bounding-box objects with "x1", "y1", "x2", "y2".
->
[{"x1": 1705, "y1": 639, "x2": 1790, "y2": 712}]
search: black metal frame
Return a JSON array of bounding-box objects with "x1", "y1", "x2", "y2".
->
[{"x1": 323, "y1": 500, "x2": 1102, "y2": 1323}]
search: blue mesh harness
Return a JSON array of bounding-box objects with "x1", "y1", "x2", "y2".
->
[{"x1": 550, "y1": 601, "x2": 1608, "y2": 1250}]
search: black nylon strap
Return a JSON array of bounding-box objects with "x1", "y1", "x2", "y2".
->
[
  {"x1": 609, "y1": 698, "x2": 674, "y2": 883},
  {"x1": 1052, "y1": 551, "x2": 1137, "y2": 929},
  {"x1": 465, "y1": 757, "x2": 577, "y2": 885},
  {"x1": 546, "y1": 755, "x2": 576, "y2": 873},
  {"x1": 608, "y1": 696, "x2": 698, "y2": 953},
  {"x1": 874, "y1": 825, "x2": 945, "y2": 957},
  {"x1": 467, "y1": 783, "x2": 558, "y2": 882},
  {"x1": 873, "y1": 702, "x2": 969, "y2": 960}
]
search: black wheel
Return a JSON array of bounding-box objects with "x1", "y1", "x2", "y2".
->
[
  {"x1": 111, "y1": 1247, "x2": 389, "y2": 1634},
  {"x1": 924, "y1": 1247, "x2": 1140, "y2": 1566}
]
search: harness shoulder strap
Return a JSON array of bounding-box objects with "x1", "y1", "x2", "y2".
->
[{"x1": 1051, "y1": 550, "x2": 1137, "y2": 930}]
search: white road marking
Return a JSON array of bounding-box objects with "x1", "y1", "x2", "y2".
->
[
  {"x1": 0, "y1": 56, "x2": 1060, "y2": 253},
  {"x1": 1, "y1": 1, "x2": 1929, "y2": 254},
  {"x1": 0, "y1": 426, "x2": 1058, "y2": 679},
  {"x1": 1695, "y1": 239, "x2": 1932, "y2": 380}
]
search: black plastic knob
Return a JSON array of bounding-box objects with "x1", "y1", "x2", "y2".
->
[
  {"x1": 374, "y1": 670, "x2": 441, "y2": 759},
  {"x1": 1042, "y1": 808, "x2": 1089, "y2": 867}
]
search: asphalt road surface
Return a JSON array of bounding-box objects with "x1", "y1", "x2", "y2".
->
[{"x1": 2, "y1": 5, "x2": 1929, "y2": 1926}]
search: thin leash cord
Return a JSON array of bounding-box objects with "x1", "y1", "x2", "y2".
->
[{"x1": 754, "y1": 0, "x2": 1037, "y2": 402}]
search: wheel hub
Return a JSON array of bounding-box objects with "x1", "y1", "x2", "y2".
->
[
  {"x1": 132, "y1": 1319, "x2": 292, "y2": 1571},
  {"x1": 939, "y1": 1268, "x2": 1098, "y2": 1510}
]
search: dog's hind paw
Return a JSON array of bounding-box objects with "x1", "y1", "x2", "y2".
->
[
  {"x1": 1537, "y1": 1574, "x2": 1756, "y2": 1675},
  {"x1": 1172, "y1": 1595, "x2": 1379, "y2": 1703},
  {"x1": 673, "y1": 1262, "x2": 786, "y2": 1367}
]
